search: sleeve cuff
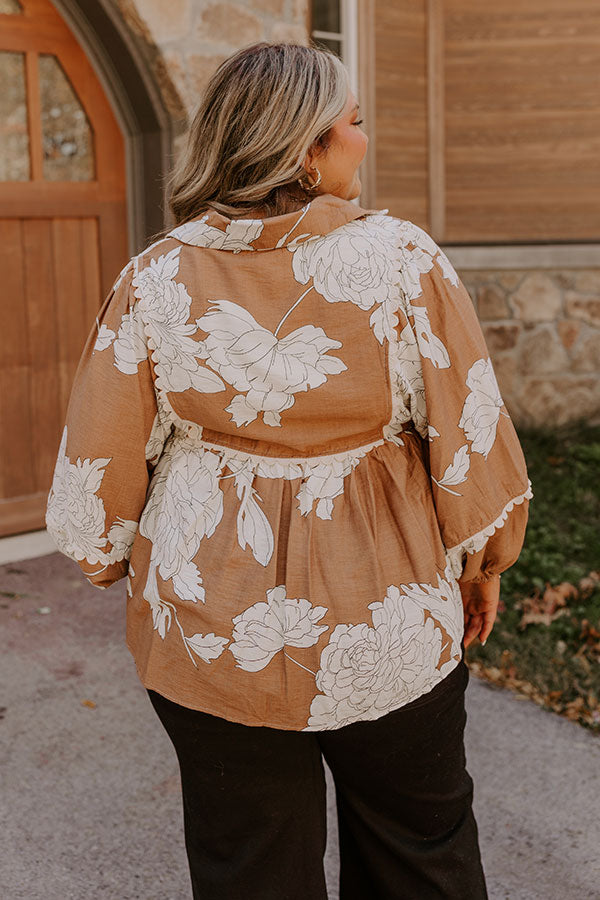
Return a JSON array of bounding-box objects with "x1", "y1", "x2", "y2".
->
[{"x1": 445, "y1": 480, "x2": 533, "y2": 581}]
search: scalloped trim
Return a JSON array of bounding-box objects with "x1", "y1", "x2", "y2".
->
[
  {"x1": 170, "y1": 427, "x2": 390, "y2": 480},
  {"x1": 445, "y1": 480, "x2": 533, "y2": 579}
]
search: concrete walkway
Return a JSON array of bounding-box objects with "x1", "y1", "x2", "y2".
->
[{"x1": 1, "y1": 544, "x2": 599, "y2": 899}]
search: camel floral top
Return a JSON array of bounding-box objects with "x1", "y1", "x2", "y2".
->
[{"x1": 45, "y1": 193, "x2": 531, "y2": 731}]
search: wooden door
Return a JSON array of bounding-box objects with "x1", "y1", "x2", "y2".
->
[{"x1": 0, "y1": 0, "x2": 127, "y2": 537}]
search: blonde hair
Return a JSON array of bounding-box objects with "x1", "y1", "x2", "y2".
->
[{"x1": 168, "y1": 42, "x2": 350, "y2": 223}]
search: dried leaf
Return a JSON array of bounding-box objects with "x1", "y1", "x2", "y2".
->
[
  {"x1": 81, "y1": 699, "x2": 96, "y2": 709},
  {"x1": 518, "y1": 581, "x2": 578, "y2": 629},
  {"x1": 579, "y1": 571, "x2": 600, "y2": 598}
]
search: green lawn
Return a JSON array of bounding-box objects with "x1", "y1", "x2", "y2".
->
[{"x1": 465, "y1": 422, "x2": 600, "y2": 732}]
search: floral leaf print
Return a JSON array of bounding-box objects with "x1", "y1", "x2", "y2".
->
[
  {"x1": 106, "y1": 517, "x2": 138, "y2": 563},
  {"x1": 435, "y1": 249, "x2": 460, "y2": 287},
  {"x1": 45, "y1": 426, "x2": 112, "y2": 567},
  {"x1": 231, "y1": 463, "x2": 274, "y2": 566},
  {"x1": 229, "y1": 585, "x2": 329, "y2": 673},
  {"x1": 459, "y1": 358, "x2": 505, "y2": 459},
  {"x1": 428, "y1": 425, "x2": 441, "y2": 441},
  {"x1": 397, "y1": 220, "x2": 460, "y2": 291},
  {"x1": 184, "y1": 632, "x2": 229, "y2": 663},
  {"x1": 196, "y1": 299, "x2": 347, "y2": 428},
  {"x1": 169, "y1": 216, "x2": 264, "y2": 251},
  {"x1": 305, "y1": 572, "x2": 462, "y2": 730},
  {"x1": 409, "y1": 305, "x2": 450, "y2": 369},
  {"x1": 172, "y1": 560, "x2": 205, "y2": 603},
  {"x1": 133, "y1": 247, "x2": 226, "y2": 394},
  {"x1": 431, "y1": 444, "x2": 471, "y2": 496},
  {"x1": 93, "y1": 323, "x2": 115, "y2": 352}
]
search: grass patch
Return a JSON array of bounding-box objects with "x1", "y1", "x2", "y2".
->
[{"x1": 465, "y1": 420, "x2": 600, "y2": 732}]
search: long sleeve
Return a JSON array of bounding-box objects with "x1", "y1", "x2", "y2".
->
[
  {"x1": 45, "y1": 260, "x2": 172, "y2": 589},
  {"x1": 392, "y1": 221, "x2": 532, "y2": 582}
]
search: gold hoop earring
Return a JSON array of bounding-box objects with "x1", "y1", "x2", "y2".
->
[{"x1": 297, "y1": 166, "x2": 322, "y2": 192}]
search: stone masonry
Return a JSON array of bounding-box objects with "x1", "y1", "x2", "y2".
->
[
  {"x1": 120, "y1": 0, "x2": 310, "y2": 128},
  {"x1": 460, "y1": 270, "x2": 600, "y2": 427}
]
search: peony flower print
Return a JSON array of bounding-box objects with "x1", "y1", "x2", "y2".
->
[
  {"x1": 291, "y1": 214, "x2": 404, "y2": 345},
  {"x1": 305, "y1": 574, "x2": 461, "y2": 730},
  {"x1": 291, "y1": 215, "x2": 399, "y2": 310},
  {"x1": 113, "y1": 308, "x2": 147, "y2": 375},
  {"x1": 45, "y1": 427, "x2": 141, "y2": 573},
  {"x1": 169, "y1": 216, "x2": 264, "y2": 251},
  {"x1": 459, "y1": 358, "x2": 505, "y2": 458},
  {"x1": 229, "y1": 585, "x2": 329, "y2": 672},
  {"x1": 45, "y1": 426, "x2": 112, "y2": 566},
  {"x1": 133, "y1": 247, "x2": 226, "y2": 394},
  {"x1": 140, "y1": 445, "x2": 224, "y2": 603},
  {"x1": 196, "y1": 299, "x2": 347, "y2": 427}
]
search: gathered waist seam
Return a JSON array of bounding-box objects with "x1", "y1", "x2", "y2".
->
[{"x1": 177, "y1": 434, "x2": 395, "y2": 465}]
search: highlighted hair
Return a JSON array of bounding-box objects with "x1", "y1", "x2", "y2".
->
[{"x1": 168, "y1": 42, "x2": 349, "y2": 222}]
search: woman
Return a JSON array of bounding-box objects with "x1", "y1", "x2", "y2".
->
[{"x1": 46, "y1": 42, "x2": 531, "y2": 899}]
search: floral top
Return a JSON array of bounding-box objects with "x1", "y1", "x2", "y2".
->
[{"x1": 45, "y1": 193, "x2": 531, "y2": 731}]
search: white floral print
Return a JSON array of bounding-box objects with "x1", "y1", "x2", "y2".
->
[
  {"x1": 305, "y1": 568, "x2": 462, "y2": 730},
  {"x1": 45, "y1": 426, "x2": 138, "y2": 573},
  {"x1": 459, "y1": 358, "x2": 505, "y2": 458},
  {"x1": 46, "y1": 427, "x2": 112, "y2": 566},
  {"x1": 196, "y1": 299, "x2": 347, "y2": 427},
  {"x1": 169, "y1": 216, "x2": 264, "y2": 251},
  {"x1": 133, "y1": 247, "x2": 226, "y2": 394},
  {"x1": 409, "y1": 305, "x2": 450, "y2": 369},
  {"x1": 145, "y1": 388, "x2": 174, "y2": 467},
  {"x1": 140, "y1": 443, "x2": 224, "y2": 603},
  {"x1": 397, "y1": 220, "x2": 460, "y2": 293},
  {"x1": 113, "y1": 309, "x2": 147, "y2": 375},
  {"x1": 432, "y1": 444, "x2": 471, "y2": 496},
  {"x1": 388, "y1": 320, "x2": 428, "y2": 438},
  {"x1": 229, "y1": 586, "x2": 328, "y2": 672},
  {"x1": 291, "y1": 214, "x2": 404, "y2": 345},
  {"x1": 44, "y1": 195, "x2": 531, "y2": 732},
  {"x1": 229, "y1": 459, "x2": 274, "y2": 566},
  {"x1": 291, "y1": 215, "x2": 398, "y2": 310},
  {"x1": 93, "y1": 323, "x2": 115, "y2": 352}
]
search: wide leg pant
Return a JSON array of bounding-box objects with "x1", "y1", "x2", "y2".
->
[{"x1": 147, "y1": 655, "x2": 488, "y2": 899}]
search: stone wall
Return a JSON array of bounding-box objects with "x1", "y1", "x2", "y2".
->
[
  {"x1": 121, "y1": 0, "x2": 309, "y2": 121},
  {"x1": 460, "y1": 270, "x2": 600, "y2": 427}
]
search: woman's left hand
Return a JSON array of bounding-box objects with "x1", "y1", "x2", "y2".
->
[{"x1": 457, "y1": 575, "x2": 501, "y2": 648}]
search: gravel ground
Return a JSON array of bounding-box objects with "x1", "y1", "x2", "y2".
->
[{"x1": 1, "y1": 551, "x2": 599, "y2": 899}]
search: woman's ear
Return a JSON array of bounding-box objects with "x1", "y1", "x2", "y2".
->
[{"x1": 302, "y1": 151, "x2": 315, "y2": 172}]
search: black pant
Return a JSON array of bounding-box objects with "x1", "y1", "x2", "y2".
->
[{"x1": 147, "y1": 656, "x2": 488, "y2": 899}]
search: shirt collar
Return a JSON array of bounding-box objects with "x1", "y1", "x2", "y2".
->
[{"x1": 166, "y1": 193, "x2": 385, "y2": 252}]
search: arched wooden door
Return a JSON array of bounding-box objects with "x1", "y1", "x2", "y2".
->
[{"x1": 0, "y1": 0, "x2": 128, "y2": 537}]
